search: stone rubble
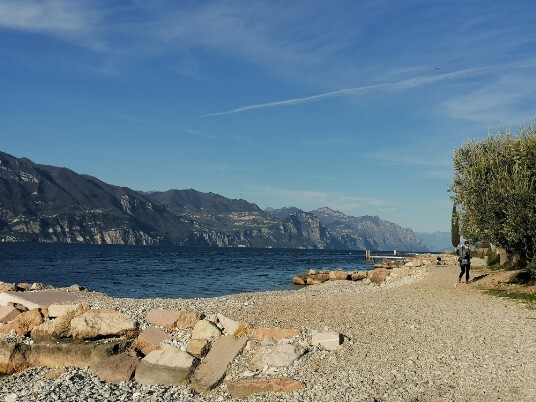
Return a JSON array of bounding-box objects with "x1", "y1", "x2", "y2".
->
[
  {"x1": 0, "y1": 287, "x2": 346, "y2": 399},
  {"x1": 1, "y1": 253, "x2": 535, "y2": 401}
]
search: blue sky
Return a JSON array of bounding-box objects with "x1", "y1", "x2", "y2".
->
[{"x1": 1, "y1": 0, "x2": 535, "y2": 232}]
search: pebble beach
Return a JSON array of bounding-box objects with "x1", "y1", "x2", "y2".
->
[{"x1": 1, "y1": 263, "x2": 535, "y2": 401}]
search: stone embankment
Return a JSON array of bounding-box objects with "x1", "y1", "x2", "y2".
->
[{"x1": 293, "y1": 253, "x2": 456, "y2": 286}]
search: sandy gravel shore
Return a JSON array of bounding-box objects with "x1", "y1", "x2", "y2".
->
[{"x1": 2, "y1": 264, "x2": 535, "y2": 401}]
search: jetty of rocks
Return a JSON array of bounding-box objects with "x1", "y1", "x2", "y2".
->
[{"x1": 292, "y1": 253, "x2": 456, "y2": 286}]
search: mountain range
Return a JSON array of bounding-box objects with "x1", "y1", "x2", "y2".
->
[{"x1": 0, "y1": 151, "x2": 428, "y2": 251}]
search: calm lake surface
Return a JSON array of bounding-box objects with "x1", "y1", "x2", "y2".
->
[{"x1": 0, "y1": 243, "x2": 374, "y2": 299}]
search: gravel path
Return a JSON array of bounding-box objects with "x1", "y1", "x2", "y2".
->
[{"x1": 2, "y1": 264, "x2": 535, "y2": 401}]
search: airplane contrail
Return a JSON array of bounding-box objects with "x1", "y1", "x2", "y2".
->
[{"x1": 201, "y1": 61, "x2": 536, "y2": 117}]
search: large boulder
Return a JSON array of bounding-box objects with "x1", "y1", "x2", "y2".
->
[
  {"x1": 0, "y1": 283, "x2": 17, "y2": 292},
  {"x1": 328, "y1": 270, "x2": 350, "y2": 280},
  {"x1": 145, "y1": 309, "x2": 202, "y2": 330},
  {"x1": 186, "y1": 339, "x2": 211, "y2": 358},
  {"x1": 12, "y1": 308, "x2": 44, "y2": 337},
  {"x1": 292, "y1": 275, "x2": 306, "y2": 286},
  {"x1": 351, "y1": 271, "x2": 368, "y2": 281},
  {"x1": 191, "y1": 319, "x2": 222, "y2": 341},
  {"x1": 135, "y1": 344, "x2": 197, "y2": 386},
  {"x1": 48, "y1": 303, "x2": 89, "y2": 318},
  {"x1": 70, "y1": 310, "x2": 138, "y2": 340},
  {"x1": 369, "y1": 268, "x2": 390, "y2": 284},
  {"x1": 31, "y1": 304, "x2": 89, "y2": 341},
  {"x1": 0, "y1": 341, "x2": 30, "y2": 374},
  {"x1": 89, "y1": 353, "x2": 139, "y2": 384}
]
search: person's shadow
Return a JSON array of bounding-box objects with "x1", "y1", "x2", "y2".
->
[{"x1": 471, "y1": 274, "x2": 489, "y2": 283}]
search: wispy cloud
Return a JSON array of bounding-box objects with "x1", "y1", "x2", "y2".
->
[
  {"x1": 0, "y1": 0, "x2": 105, "y2": 50},
  {"x1": 111, "y1": 111, "x2": 215, "y2": 139},
  {"x1": 0, "y1": 0, "x2": 96, "y2": 32},
  {"x1": 442, "y1": 73, "x2": 536, "y2": 124},
  {"x1": 202, "y1": 60, "x2": 536, "y2": 117}
]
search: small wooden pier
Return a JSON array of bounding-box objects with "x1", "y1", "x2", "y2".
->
[{"x1": 365, "y1": 250, "x2": 413, "y2": 262}]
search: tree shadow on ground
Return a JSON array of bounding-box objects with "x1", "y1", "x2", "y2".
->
[{"x1": 508, "y1": 270, "x2": 536, "y2": 286}]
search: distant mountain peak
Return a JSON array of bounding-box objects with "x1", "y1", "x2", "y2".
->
[{"x1": 312, "y1": 206, "x2": 348, "y2": 218}]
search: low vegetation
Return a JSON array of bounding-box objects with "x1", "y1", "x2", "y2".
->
[{"x1": 486, "y1": 289, "x2": 536, "y2": 309}]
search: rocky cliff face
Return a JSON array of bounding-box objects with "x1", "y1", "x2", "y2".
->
[
  {"x1": 310, "y1": 207, "x2": 428, "y2": 251},
  {"x1": 265, "y1": 207, "x2": 428, "y2": 251},
  {"x1": 0, "y1": 151, "x2": 427, "y2": 250}
]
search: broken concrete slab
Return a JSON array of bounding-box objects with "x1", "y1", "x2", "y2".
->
[
  {"x1": 227, "y1": 377, "x2": 305, "y2": 398},
  {"x1": 189, "y1": 335, "x2": 248, "y2": 394},
  {"x1": 0, "y1": 290, "x2": 81, "y2": 310},
  {"x1": 134, "y1": 344, "x2": 197, "y2": 386},
  {"x1": 29, "y1": 339, "x2": 129, "y2": 369}
]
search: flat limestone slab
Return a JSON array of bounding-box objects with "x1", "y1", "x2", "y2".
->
[
  {"x1": 30, "y1": 339, "x2": 129, "y2": 369},
  {"x1": 135, "y1": 344, "x2": 196, "y2": 386},
  {"x1": 189, "y1": 336, "x2": 248, "y2": 394},
  {"x1": 0, "y1": 291, "x2": 81, "y2": 310}
]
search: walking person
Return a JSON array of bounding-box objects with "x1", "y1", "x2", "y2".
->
[{"x1": 458, "y1": 240, "x2": 471, "y2": 283}]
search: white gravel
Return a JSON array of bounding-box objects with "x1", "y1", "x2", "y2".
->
[{"x1": 1, "y1": 264, "x2": 535, "y2": 401}]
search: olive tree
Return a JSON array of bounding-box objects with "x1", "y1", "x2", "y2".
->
[{"x1": 450, "y1": 122, "x2": 536, "y2": 275}]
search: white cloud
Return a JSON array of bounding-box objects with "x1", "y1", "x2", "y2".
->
[{"x1": 0, "y1": 0, "x2": 105, "y2": 50}]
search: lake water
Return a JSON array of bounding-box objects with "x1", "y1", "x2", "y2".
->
[{"x1": 0, "y1": 244, "x2": 374, "y2": 299}]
